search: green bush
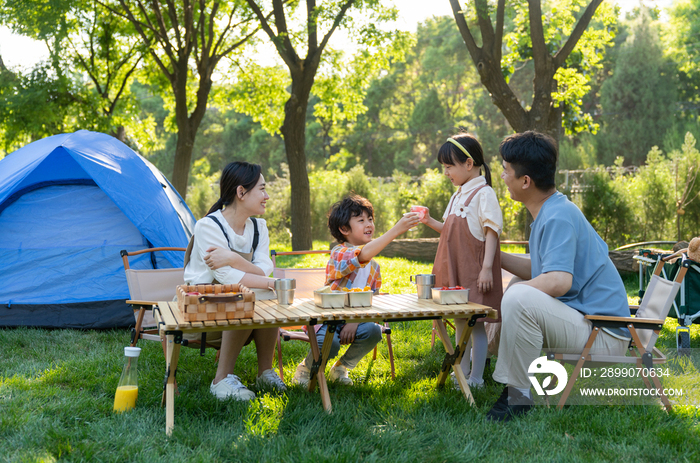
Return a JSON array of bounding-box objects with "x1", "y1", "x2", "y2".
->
[
  {"x1": 669, "y1": 132, "x2": 700, "y2": 241},
  {"x1": 186, "y1": 158, "x2": 220, "y2": 220},
  {"x1": 581, "y1": 167, "x2": 633, "y2": 247},
  {"x1": 263, "y1": 165, "x2": 292, "y2": 245},
  {"x1": 630, "y1": 147, "x2": 676, "y2": 241},
  {"x1": 185, "y1": 136, "x2": 700, "y2": 250},
  {"x1": 574, "y1": 132, "x2": 700, "y2": 246},
  {"x1": 413, "y1": 168, "x2": 454, "y2": 238},
  {"x1": 489, "y1": 158, "x2": 527, "y2": 241}
]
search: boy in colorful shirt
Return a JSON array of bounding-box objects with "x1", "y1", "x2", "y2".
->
[{"x1": 293, "y1": 195, "x2": 420, "y2": 386}]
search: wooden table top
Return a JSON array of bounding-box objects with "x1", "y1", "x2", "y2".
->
[{"x1": 156, "y1": 294, "x2": 496, "y2": 333}]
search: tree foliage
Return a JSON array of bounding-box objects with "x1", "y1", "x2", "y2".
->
[
  {"x1": 0, "y1": 0, "x2": 142, "y2": 147},
  {"x1": 0, "y1": 61, "x2": 91, "y2": 151},
  {"x1": 666, "y1": 0, "x2": 700, "y2": 114},
  {"x1": 597, "y1": 8, "x2": 676, "y2": 165},
  {"x1": 97, "y1": 0, "x2": 259, "y2": 197},
  {"x1": 448, "y1": 0, "x2": 617, "y2": 142},
  {"x1": 343, "y1": 16, "x2": 510, "y2": 175},
  {"x1": 242, "y1": 0, "x2": 404, "y2": 250}
]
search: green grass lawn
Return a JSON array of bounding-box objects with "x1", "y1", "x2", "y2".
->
[{"x1": 2, "y1": 253, "x2": 700, "y2": 462}]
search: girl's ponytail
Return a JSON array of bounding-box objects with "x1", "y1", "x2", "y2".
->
[{"x1": 482, "y1": 162, "x2": 492, "y2": 187}]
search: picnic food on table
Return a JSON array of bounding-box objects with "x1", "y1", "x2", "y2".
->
[
  {"x1": 316, "y1": 285, "x2": 371, "y2": 293},
  {"x1": 341, "y1": 286, "x2": 372, "y2": 292}
]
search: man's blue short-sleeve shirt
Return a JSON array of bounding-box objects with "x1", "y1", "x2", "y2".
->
[{"x1": 530, "y1": 192, "x2": 629, "y2": 317}]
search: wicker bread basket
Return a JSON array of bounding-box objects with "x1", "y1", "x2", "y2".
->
[{"x1": 177, "y1": 284, "x2": 255, "y2": 321}]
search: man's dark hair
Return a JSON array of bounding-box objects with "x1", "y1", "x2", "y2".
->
[
  {"x1": 328, "y1": 195, "x2": 374, "y2": 243},
  {"x1": 499, "y1": 131, "x2": 557, "y2": 191}
]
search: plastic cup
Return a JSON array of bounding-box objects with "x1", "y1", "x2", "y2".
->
[{"x1": 410, "y1": 205, "x2": 428, "y2": 220}]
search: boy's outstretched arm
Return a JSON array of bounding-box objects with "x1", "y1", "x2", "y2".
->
[{"x1": 358, "y1": 213, "x2": 420, "y2": 262}]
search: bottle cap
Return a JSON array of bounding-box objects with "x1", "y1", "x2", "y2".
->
[{"x1": 124, "y1": 347, "x2": 141, "y2": 357}]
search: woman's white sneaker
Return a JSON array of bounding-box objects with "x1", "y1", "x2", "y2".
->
[{"x1": 210, "y1": 374, "x2": 256, "y2": 401}]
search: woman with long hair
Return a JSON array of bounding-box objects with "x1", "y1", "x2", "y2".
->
[{"x1": 184, "y1": 161, "x2": 285, "y2": 401}]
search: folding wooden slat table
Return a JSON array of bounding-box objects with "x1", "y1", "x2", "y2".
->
[{"x1": 154, "y1": 294, "x2": 496, "y2": 435}]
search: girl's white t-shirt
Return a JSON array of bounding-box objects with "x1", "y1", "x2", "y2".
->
[{"x1": 442, "y1": 176, "x2": 503, "y2": 241}]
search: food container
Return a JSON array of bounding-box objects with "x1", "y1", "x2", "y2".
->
[
  {"x1": 345, "y1": 291, "x2": 373, "y2": 307},
  {"x1": 177, "y1": 284, "x2": 255, "y2": 321},
  {"x1": 314, "y1": 291, "x2": 346, "y2": 308},
  {"x1": 431, "y1": 288, "x2": 470, "y2": 305}
]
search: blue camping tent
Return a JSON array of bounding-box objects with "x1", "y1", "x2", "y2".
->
[{"x1": 0, "y1": 130, "x2": 196, "y2": 328}]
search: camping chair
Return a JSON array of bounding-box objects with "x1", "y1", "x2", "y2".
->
[
  {"x1": 635, "y1": 248, "x2": 700, "y2": 355},
  {"x1": 551, "y1": 252, "x2": 691, "y2": 411},
  {"x1": 121, "y1": 247, "x2": 220, "y2": 355},
  {"x1": 271, "y1": 250, "x2": 396, "y2": 380}
]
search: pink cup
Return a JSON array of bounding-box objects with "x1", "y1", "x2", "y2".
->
[{"x1": 410, "y1": 205, "x2": 428, "y2": 220}]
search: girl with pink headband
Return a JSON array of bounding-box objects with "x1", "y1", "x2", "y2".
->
[{"x1": 417, "y1": 133, "x2": 503, "y2": 389}]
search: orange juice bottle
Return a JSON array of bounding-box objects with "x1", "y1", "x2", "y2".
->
[{"x1": 114, "y1": 347, "x2": 140, "y2": 412}]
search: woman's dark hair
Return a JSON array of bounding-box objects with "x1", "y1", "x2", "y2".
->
[
  {"x1": 499, "y1": 131, "x2": 557, "y2": 192},
  {"x1": 437, "y1": 133, "x2": 492, "y2": 186},
  {"x1": 207, "y1": 161, "x2": 262, "y2": 215},
  {"x1": 328, "y1": 195, "x2": 374, "y2": 243}
]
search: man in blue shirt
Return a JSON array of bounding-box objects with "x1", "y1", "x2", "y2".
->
[{"x1": 487, "y1": 131, "x2": 630, "y2": 421}]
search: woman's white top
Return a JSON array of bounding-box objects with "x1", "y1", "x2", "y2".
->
[
  {"x1": 183, "y1": 209, "x2": 273, "y2": 285},
  {"x1": 442, "y1": 176, "x2": 503, "y2": 241}
]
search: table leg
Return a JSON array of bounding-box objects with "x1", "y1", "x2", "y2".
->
[
  {"x1": 435, "y1": 319, "x2": 475, "y2": 406},
  {"x1": 163, "y1": 330, "x2": 182, "y2": 436},
  {"x1": 306, "y1": 323, "x2": 336, "y2": 412}
]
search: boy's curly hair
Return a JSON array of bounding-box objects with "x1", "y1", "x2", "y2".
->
[{"x1": 328, "y1": 195, "x2": 374, "y2": 243}]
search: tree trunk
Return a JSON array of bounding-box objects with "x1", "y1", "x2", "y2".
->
[
  {"x1": 170, "y1": 65, "x2": 212, "y2": 199},
  {"x1": 489, "y1": 71, "x2": 562, "y2": 145},
  {"x1": 282, "y1": 73, "x2": 314, "y2": 251},
  {"x1": 449, "y1": 0, "x2": 600, "y2": 147},
  {"x1": 112, "y1": 126, "x2": 126, "y2": 142},
  {"x1": 172, "y1": 127, "x2": 196, "y2": 198}
]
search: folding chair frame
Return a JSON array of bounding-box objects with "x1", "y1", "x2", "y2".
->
[
  {"x1": 121, "y1": 247, "x2": 220, "y2": 354},
  {"x1": 121, "y1": 247, "x2": 186, "y2": 348},
  {"x1": 551, "y1": 254, "x2": 691, "y2": 411}
]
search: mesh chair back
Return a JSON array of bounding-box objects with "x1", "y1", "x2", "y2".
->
[
  {"x1": 635, "y1": 274, "x2": 681, "y2": 348},
  {"x1": 272, "y1": 267, "x2": 326, "y2": 298}
]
